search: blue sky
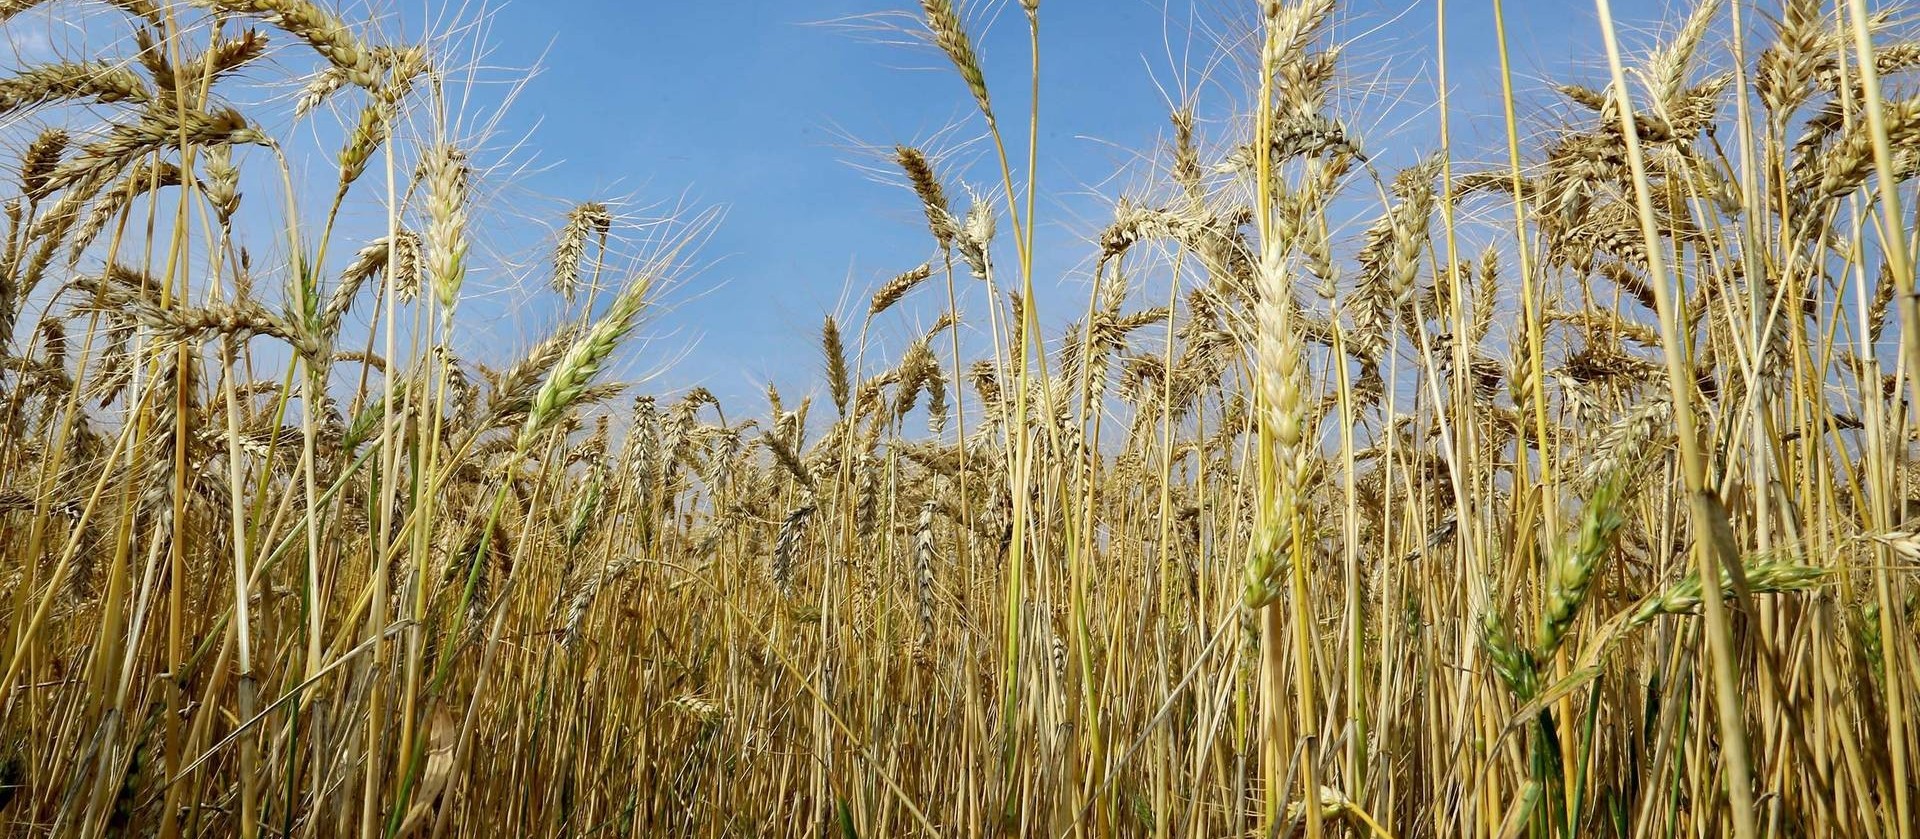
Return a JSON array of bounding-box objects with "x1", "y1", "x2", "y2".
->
[{"x1": 465, "y1": 0, "x2": 1678, "y2": 410}]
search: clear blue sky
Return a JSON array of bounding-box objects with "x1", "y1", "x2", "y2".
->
[{"x1": 469, "y1": 0, "x2": 1676, "y2": 410}]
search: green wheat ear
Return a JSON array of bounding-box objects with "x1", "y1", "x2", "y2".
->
[
  {"x1": 1537, "y1": 474, "x2": 1629, "y2": 657},
  {"x1": 1632, "y1": 554, "x2": 1831, "y2": 628},
  {"x1": 522, "y1": 275, "x2": 656, "y2": 447}
]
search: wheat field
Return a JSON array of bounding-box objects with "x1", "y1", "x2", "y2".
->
[{"x1": 0, "y1": 0, "x2": 1916, "y2": 836}]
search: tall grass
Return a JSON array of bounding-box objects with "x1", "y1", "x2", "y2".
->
[{"x1": 0, "y1": 0, "x2": 1915, "y2": 837}]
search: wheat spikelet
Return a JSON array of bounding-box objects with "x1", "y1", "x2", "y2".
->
[
  {"x1": 1097, "y1": 199, "x2": 1176, "y2": 263},
  {"x1": 1537, "y1": 474, "x2": 1629, "y2": 656},
  {"x1": 893, "y1": 337, "x2": 942, "y2": 427},
  {"x1": 195, "y1": 0, "x2": 379, "y2": 88},
  {"x1": 556, "y1": 557, "x2": 617, "y2": 647},
  {"x1": 201, "y1": 144, "x2": 242, "y2": 226},
  {"x1": 333, "y1": 50, "x2": 429, "y2": 197},
  {"x1": 1757, "y1": 0, "x2": 1824, "y2": 118},
  {"x1": 1245, "y1": 237, "x2": 1310, "y2": 608},
  {"x1": 382, "y1": 229, "x2": 423, "y2": 302},
  {"x1": 293, "y1": 43, "x2": 422, "y2": 116},
  {"x1": 423, "y1": 144, "x2": 470, "y2": 310},
  {"x1": 924, "y1": 354, "x2": 949, "y2": 434},
  {"x1": 45, "y1": 106, "x2": 266, "y2": 196},
  {"x1": 1478, "y1": 603, "x2": 1539, "y2": 699},
  {"x1": 1263, "y1": 0, "x2": 1337, "y2": 83},
  {"x1": 918, "y1": 0, "x2": 993, "y2": 124},
  {"x1": 924, "y1": 308, "x2": 959, "y2": 340},
  {"x1": 1171, "y1": 106, "x2": 1203, "y2": 201},
  {"x1": 894, "y1": 145, "x2": 953, "y2": 247},
  {"x1": 869, "y1": 262, "x2": 933, "y2": 319},
  {"x1": 762, "y1": 379, "x2": 786, "y2": 430},
  {"x1": 1352, "y1": 156, "x2": 1440, "y2": 363},
  {"x1": 1814, "y1": 42, "x2": 1920, "y2": 93},
  {"x1": 1547, "y1": 306, "x2": 1663, "y2": 347},
  {"x1": 552, "y1": 201, "x2": 612, "y2": 300},
  {"x1": 914, "y1": 499, "x2": 936, "y2": 650},
  {"x1": 822, "y1": 316, "x2": 850, "y2": 418},
  {"x1": 144, "y1": 300, "x2": 320, "y2": 360},
  {"x1": 1645, "y1": 0, "x2": 1719, "y2": 111},
  {"x1": 1631, "y1": 556, "x2": 1829, "y2": 627},
  {"x1": 321, "y1": 234, "x2": 411, "y2": 337},
  {"x1": 1815, "y1": 97, "x2": 1920, "y2": 199},
  {"x1": 1263, "y1": 110, "x2": 1361, "y2": 163},
  {"x1": 520, "y1": 277, "x2": 652, "y2": 445},
  {"x1": 564, "y1": 456, "x2": 607, "y2": 551},
  {"x1": 668, "y1": 693, "x2": 724, "y2": 724},
  {"x1": 1581, "y1": 395, "x2": 1671, "y2": 488},
  {"x1": 35, "y1": 318, "x2": 63, "y2": 371},
  {"x1": 296, "y1": 65, "x2": 353, "y2": 118},
  {"x1": 956, "y1": 194, "x2": 994, "y2": 279},
  {"x1": 195, "y1": 28, "x2": 272, "y2": 84},
  {"x1": 1867, "y1": 263, "x2": 1897, "y2": 344},
  {"x1": 769, "y1": 496, "x2": 815, "y2": 595},
  {"x1": 132, "y1": 351, "x2": 198, "y2": 549},
  {"x1": 1668, "y1": 72, "x2": 1734, "y2": 138},
  {"x1": 85, "y1": 317, "x2": 134, "y2": 406},
  {"x1": 0, "y1": 61, "x2": 149, "y2": 119},
  {"x1": 763, "y1": 428, "x2": 813, "y2": 491},
  {"x1": 20, "y1": 128, "x2": 67, "y2": 204},
  {"x1": 1555, "y1": 83, "x2": 1609, "y2": 112},
  {"x1": 73, "y1": 268, "x2": 319, "y2": 359}
]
